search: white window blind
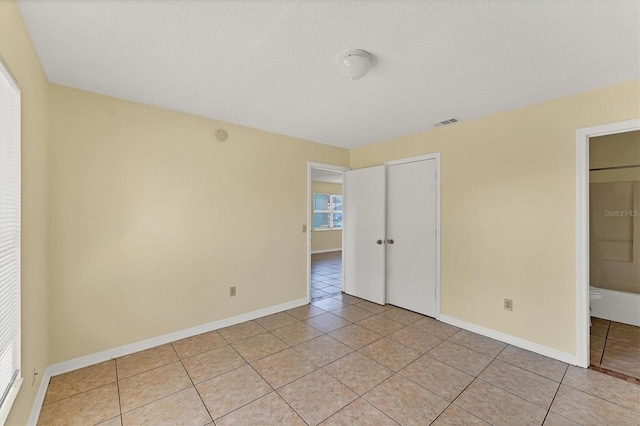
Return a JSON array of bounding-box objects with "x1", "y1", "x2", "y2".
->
[{"x1": 0, "y1": 58, "x2": 21, "y2": 422}]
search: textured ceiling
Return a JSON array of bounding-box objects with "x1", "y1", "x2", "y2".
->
[{"x1": 17, "y1": 0, "x2": 640, "y2": 149}]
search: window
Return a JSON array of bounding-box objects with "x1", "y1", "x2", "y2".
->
[
  {"x1": 0, "y1": 58, "x2": 21, "y2": 424},
  {"x1": 313, "y1": 193, "x2": 342, "y2": 230}
]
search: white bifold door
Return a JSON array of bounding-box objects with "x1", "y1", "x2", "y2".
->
[
  {"x1": 343, "y1": 166, "x2": 387, "y2": 305},
  {"x1": 344, "y1": 159, "x2": 438, "y2": 316}
]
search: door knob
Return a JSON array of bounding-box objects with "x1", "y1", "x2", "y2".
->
[
  {"x1": 376, "y1": 239, "x2": 383, "y2": 245},
  {"x1": 387, "y1": 239, "x2": 394, "y2": 244}
]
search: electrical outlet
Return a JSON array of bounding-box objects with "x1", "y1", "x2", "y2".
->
[
  {"x1": 31, "y1": 368, "x2": 38, "y2": 386},
  {"x1": 504, "y1": 299, "x2": 513, "y2": 311},
  {"x1": 230, "y1": 286, "x2": 236, "y2": 297},
  {"x1": 302, "y1": 224, "x2": 307, "y2": 233}
]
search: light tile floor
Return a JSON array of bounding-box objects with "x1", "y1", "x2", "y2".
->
[
  {"x1": 310, "y1": 251, "x2": 342, "y2": 302},
  {"x1": 590, "y1": 317, "x2": 640, "y2": 381},
  {"x1": 38, "y1": 297, "x2": 640, "y2": 426}
]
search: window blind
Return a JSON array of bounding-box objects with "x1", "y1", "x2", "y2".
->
[{"x1": 0, "y1": 59, "x2": 21, "y2": 417}]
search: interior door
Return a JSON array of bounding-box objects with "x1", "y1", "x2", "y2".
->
[
  {"x1": 344, "y1": 166, "x2": 386, "y2": 305},
  {"x1": 387, "y1": 159, "x2": 437, "y2": 316}
]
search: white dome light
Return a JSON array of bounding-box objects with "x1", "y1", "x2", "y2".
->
[{"x1": 338, "y1": 49, "x2": 372, "y2": 80}]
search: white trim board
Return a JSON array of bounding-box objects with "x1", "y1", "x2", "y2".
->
[
  {"x1": 438, "y1": 314, "x2": 579, "y2": 365},
  {"x1": 0, "y1": 377, "x2": 23, "y2": 426},
  {"x1": 311, "y1": 248, "x2": 342, "y2": 254},
  {"x1": 28, "y1": 297, "x2": 308, "y2": 425},
  {"x1": 575, "y1": 118, "x2": 640, "y2": 368}
]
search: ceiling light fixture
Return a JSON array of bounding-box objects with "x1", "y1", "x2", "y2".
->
[{"x1": 338, "y1": 49, "x2": 372, "y2": 80}]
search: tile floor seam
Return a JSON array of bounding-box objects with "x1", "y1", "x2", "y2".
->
[
  {"x1": 330, "y1": 397, "x2": 402, "y2": 426},
  {"x1": 319, "y1": 358, "x2": 385, "y2": 397},
  {"x1": 426, "y1": 402, "x2": 455, "y2": 426},
  {"x1": 211, "y1": 391, "x2": 301, "y2": 424},
  {"x1": 120, "y1": 382, "x2": 192, "y2": 416},
  {"x1": 272, "y1": 385, "x2": 315, "y2": 425},
  {"x1": 559, "y1": 381, "x2": 640, "y2": 414},
  {"x1": 230, "y1": 337, "x2": 295, "y2": 365},
  {"x1": 270, "y1": 366, "x2": 319, "y2": 392},
  {"x1": 116, "y1": 359, "x2": 184, "y2": 383},
  {"x1": 176, "y1": 355, "x2": 215, "y2": 424},
  {"x1": 395, "y1": 368, "x2": 467, "y2": 405},
  {"x1": 291, "y1": 337, "x2": 356, "y2": 368},
  {"x1": 445, "y1": 403, "x2": 492, "y2": 425},
  {"x1": 455, "y1": 377, "x2": 551, "y2": 426},
  {"x1": 340, "y1": 334, "x2": 385, "y2": 351},
  {"x1": 189, "y1": 362, "x2": 248, "y2": 386},
  {"x1": 492, "y1": 351, "x2": 568, "y2": 384},
  {"x1": 219, "y1": 329, "x2": 270, "y2": 346},
  {"x1": 406, "y1": 321, "x2": 456, "y2": 341},
  {"x1": 39, "y1": 381, "x2": 119, "y2": 409},
  {"x1": 422, "y1": 341, "x2": 494, "y2": 378},
  {"x1": 41, "y1": 380, "x2": 114, "y2": 408},
  {"x1": 201, "y1": 363, "x2": 285, "y2": 423},
  {"x1": 114, "y1": 370, "x2": 123, "y2": 423},
  {"x1": 541, "y1": 360, "x2": 570, "y2": 425},
  {"x1": 92, "y1": 415, "x2": 122, "y2": 426},
  {"x1": 474, "y1": 376, "x2": 556, "y2": 411},
  {"x1": 359, "y1": 372, "x2": 451, "y2": 425},
  {"x1": 484, "y1": 355, "x2": 567, "y2": 388},
  {"x1": 386, "y1": 321, "x2": 441, "y2": 353},
  {"x1": 441, "y1": 347, "x2": 513, "y2": 424},
  {"x1": 115, "y1": 344, "x2": 180, "y2": 381}
]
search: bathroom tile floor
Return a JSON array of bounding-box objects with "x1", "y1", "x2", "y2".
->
[
  {"x1": 590, "y1": 316, "x2": 640, "y2": 382},
  {"x1": 310, "y1": 251, "x2": 342, "y2": 302},
  {"x1": 37, "y1": 298, "x2": 640, "y2": 425}
]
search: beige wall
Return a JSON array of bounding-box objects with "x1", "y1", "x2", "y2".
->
[
  {"x1": 48, "y1": 85, "x2": 349, "y2": 363},
  {"x1": 1, "y1": 1, "x2": 51, "y2": 424},
  {"x1": 351, "y1": 79, "x2": 640, "y2": 356},
  {"x1": 311, "y1": 181, "x2": 343, "y2": 252}
]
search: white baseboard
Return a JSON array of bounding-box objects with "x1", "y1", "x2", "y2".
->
[
  {"x1": 28, "y1": 297, "x2": 308, "y2": 425},
  {"x1": 591, "y1": 288, "x2": 640, "y2": 327},
  {"x1": 437, "y1": 314, "x2": 579, "y2": 366},
  {"x1": 311, "y1": 249, "x2": 342, "y2": 254},
  {"x1": 28, "y1": 369, "x2": 50, "y2": 426}
]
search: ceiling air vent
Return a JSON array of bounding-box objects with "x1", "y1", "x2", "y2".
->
[{"x1": 433, "y1": 117, "x2": 462, "y2": 127}]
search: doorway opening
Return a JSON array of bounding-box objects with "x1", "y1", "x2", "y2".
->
[
  {"x1": 576, "y1": 119, "x2": 640, "y2": 375},
  {"x1": 587, "y1": 130, "x2": 640, "y2": 380},
  {"x1": 307, "y1": 163, "x2": 348, "y2": 303}
]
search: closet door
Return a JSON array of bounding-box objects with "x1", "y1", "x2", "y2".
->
[
  {"x1": 344, "y1": 166, "x2": 386, "y2": 305},
  {"x1": 387, "y1": 159, "x2": 438, "y2": 316}
]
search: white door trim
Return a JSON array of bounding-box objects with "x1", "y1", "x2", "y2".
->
[
  {"x1": 307, "y1": 162, "x2": 349, "y2": 302},
  {"x1": 384, "y1": 153, "x2": 441, "y2": 318},
  {"x1": 575, "y1": 119, "x2": 640, "y2": 367}
]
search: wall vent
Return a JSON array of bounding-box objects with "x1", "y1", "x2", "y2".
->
[{"x1": 433, "y1": 117, "x2": 462, "y2": 127}]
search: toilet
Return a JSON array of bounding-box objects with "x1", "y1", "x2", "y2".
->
[{"x1": 589, "y1": 286, "x2": 602, "y2": 326}]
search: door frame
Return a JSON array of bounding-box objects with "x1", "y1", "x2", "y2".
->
[
  {"x1": 384, "y1": 153, "x2": 441, "y2": 318},
  {"x1": 575, "y1": 119, "x2": 640, "y2": 367},
  {"x1": 307, "y1": 162, "x2": 350, "y2": 303}
]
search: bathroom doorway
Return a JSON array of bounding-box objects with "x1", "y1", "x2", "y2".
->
[
  {"x1": 576, "y1": 119, "x2": 640, "y2": 379},
  {"x1": 587, "y1": 130, "x2": 640, "y2": 380},
  {"x1": 307, "y1": 163, "x2": 348, "y2": 304}
]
